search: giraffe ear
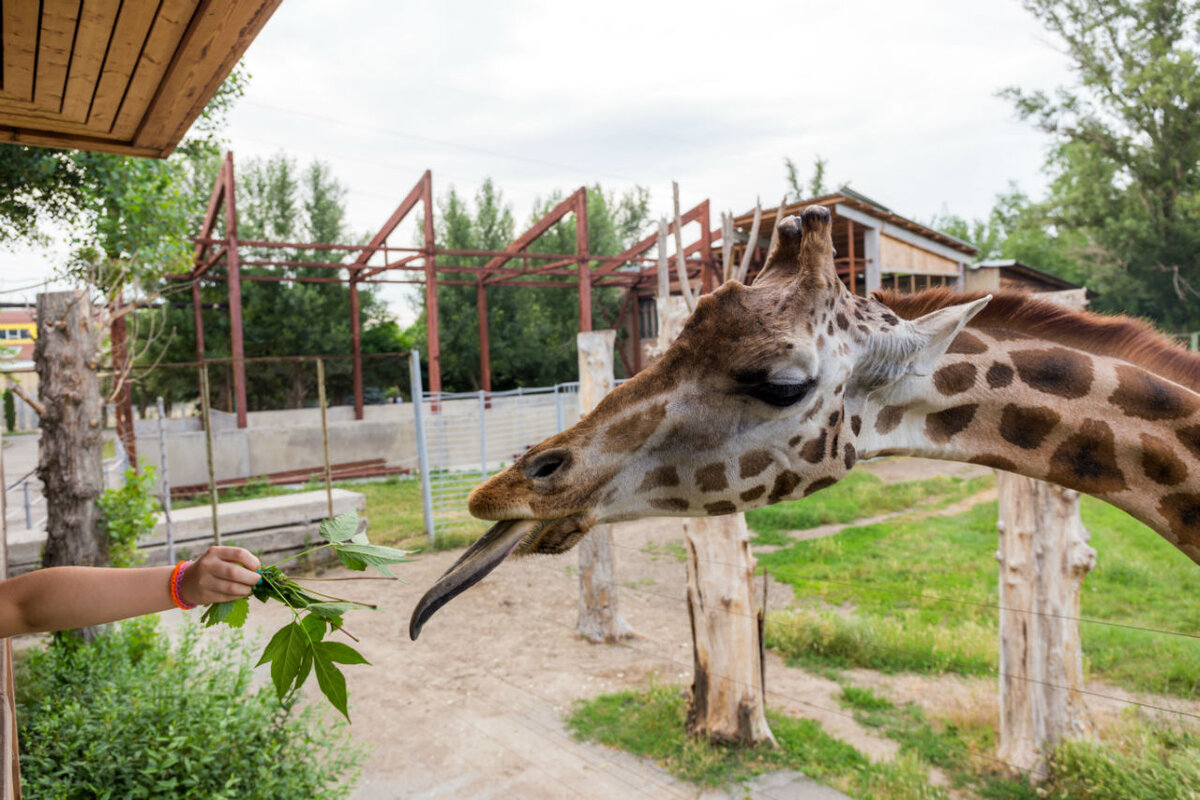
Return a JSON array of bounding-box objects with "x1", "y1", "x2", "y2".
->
[
  {"x1": 756, "y1": 207, "x2": 837, "y2": 289},
  {"x1": 852, "y1": 296, "x2": 991, "y2": 393}
]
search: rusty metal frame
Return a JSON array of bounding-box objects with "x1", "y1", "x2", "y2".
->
[{"x1": 180, "y1": 152, "x2": 718, "y2": 418}]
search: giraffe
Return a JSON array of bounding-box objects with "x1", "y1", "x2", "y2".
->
[{"x1": 410, "y1": 204, "x2": 1200, "y2": 639}]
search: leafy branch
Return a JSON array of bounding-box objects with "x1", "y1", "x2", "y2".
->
[{"x1": 199, "y1": 511, "x2": 411, "y2": 721}]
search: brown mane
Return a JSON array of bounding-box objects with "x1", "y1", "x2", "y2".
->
[{"x1": 876, "y1": 288, "x2": 1200, "y2": 392}]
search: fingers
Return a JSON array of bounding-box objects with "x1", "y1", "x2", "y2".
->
[{"x1": 179, "y1": 546, "x2": 263, "y2": 606}]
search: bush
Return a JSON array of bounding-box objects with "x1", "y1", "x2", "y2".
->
[
  {"x1": 97, "y1": 467, "x2": 161, "y2": 567},
  {"x1": 3, "y1": 388, "x2": 14, "y2": 432},
  {"x1": 17, "y1": 617, "x2": 365, "y2": 799}
]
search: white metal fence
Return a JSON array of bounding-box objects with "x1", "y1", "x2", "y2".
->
[{"x1": 413, "y1": 375, "x2": 582, "y2": 543}]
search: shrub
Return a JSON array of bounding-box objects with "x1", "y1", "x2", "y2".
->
[
  {"x1": 97, "y1": 467, "x2": 161, "y2": 567},
  {"x1": 17, "y1": 617, "x2": 365, "y2": 799},
  {"x1": 3, "y1": 388, "x2": 14, "y2": 432}
]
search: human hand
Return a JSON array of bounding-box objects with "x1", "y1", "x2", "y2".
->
[{"x1": 179, "y1": 546, "x2": 262, "y2": 606}]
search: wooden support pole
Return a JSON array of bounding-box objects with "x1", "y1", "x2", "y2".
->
[
  {"x1": 846, "y1": 219, "x2": 857, "y2": 295},
  {"x1": 317, "y1": 359, "x2": 334, "y2": 520},
  {"x1": 109, "y1": 307, "x2": 137, "y2": 468},
  {"x1": 199, "y1": 364, "x2": 221, "y2": 545},
  {"x1": 0, "y1": 421, "x2": 22, "y2": 799},
  {"x1": 422, "y1": 172, "x2": 442, "y2": 399},
  {"x1": 223, "y1": 153, "x2": 248, "y2": 430},
  {"x1": 576, "y1": 190, "x2": 592, "y2": 333},
  {"x1": 477, "y1": 279, "x2": 491, "y2": 393},
  {"x1": 349, "y1": 277, "x2": 364, "y2": 421},
  {"x1": 191, "y1": 279, "x2": 206, "y2": 362},
  {"x1": 575, "y1": 330, "x2": 632, "y2": 643}
]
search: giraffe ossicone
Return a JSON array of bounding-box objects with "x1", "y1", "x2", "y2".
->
[{"x1": 410, "y1": 205, "x2": 1200, "y2": 640}]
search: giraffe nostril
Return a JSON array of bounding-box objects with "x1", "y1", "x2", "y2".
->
[{"x1": 525, "y1": 449, "x2": 570, "y2": 480}]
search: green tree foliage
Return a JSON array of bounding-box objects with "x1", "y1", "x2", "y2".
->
[
  {"x1": 2, "y1": 388, "x2": 14, "y2": 433},
  {"x1": 410, "y1": 181, "x2": 650, "y2": 391},
  {"x1": 97, "y1": 466, "x2": 161, "y2": 568},
  {"x1": 784, "y1": 156, "x2": 830, "y2": 201},
  {"x1": 136, "y1": 153, "x2": 408, "y2": 412},
  {"x1": 999, "y1": 0, "x2": 1200, "y2": 328}
]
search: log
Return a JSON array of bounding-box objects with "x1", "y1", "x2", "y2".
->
[
  {"x1": 684, "y1": 514, "x2": 775, "y2": 744},
  {"x1": 996, "y1": 474, "x2": 1095, "y2": 777},
  {"x1": 37, "y1": 291, "x2": 107, "y2": 641},
  {"x1": 575, "y1": 330, "x2": 633, "y2": 643}
]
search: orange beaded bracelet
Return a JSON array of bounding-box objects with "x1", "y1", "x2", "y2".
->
[{"x1": 169, "y1": 560, "x2": 196, "y2": 610}]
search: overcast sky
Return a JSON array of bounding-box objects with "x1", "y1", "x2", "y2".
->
[{"x1": 0, "y1": 0, "x2": 1075, "y2": 320}]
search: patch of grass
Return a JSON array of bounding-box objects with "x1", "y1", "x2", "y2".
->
[
  {"x1": 759, "y1": 497, "x2": 1200, "y2": 698},
  {"x1": 567, "y1": 684, "x2": 944, "y2": 799},
  {"x1": 746, "y1": 472, "x2": 993, "y2": 546},
  {"x1": 641, "y1": 539, "x2": 688, "y2": 563},
  {"x1": 1045, "y1": 718, "x2": 1200, "y2": 799}
]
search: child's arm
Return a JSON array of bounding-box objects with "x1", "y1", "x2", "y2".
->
[{"x1": 0, "y1": 545, "x2": 261, "y2": 637}]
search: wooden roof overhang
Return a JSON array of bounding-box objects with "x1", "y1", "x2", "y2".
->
[{"x1": 0, "y1": 0, "x2": 282, "y2": 158}]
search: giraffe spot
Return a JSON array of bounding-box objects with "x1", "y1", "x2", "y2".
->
[
  {"x1": 638, "y1": 465, "x2": 680, "y2": 492},
  {"x1": 817, "y1": 335, "x2": 826, "y2": 349},
  {"x1": 1159, "y1": 493, "x2": 1200, "y2": 549},
  {"x1": 603, "y1": 401, "x2": 668, "y2": 452},
  {"x1": 932, "y1": 363, "x2": 977, "y2": 396},
  {"x1": 1176, "y1": 422, "x2": 1200, "y2": 462},
  {"x1": 788, "y1": 435, "x2": 802, "y2": 448},
  {"x1": 695, "y1": 463, "x2": 728, "y2": 493},
  {"x1": 739, "y1": 450, "x2": 773, "y2": 479},
  {"x1": 1140, "y1": 433, "x2": 1188, "y2": 486},
  {"x1": 828, "y1": 410, "x2": 840, "y2": 427},
  {"x1": 1109, "y1": 364, "x2": 1200, "y2": 421},
  {"x1": 768, "y1": 471, "x2": 802, "y2": 503},
  {"x1": 875, "y1": 405, "x2": 905, "y2": 435},
  {"x1": 704, "y1": 501, "x2": 738, "y2": 516},
  {"x1": 1047, "y1": 419, "x2": 1127, "y2": 495},
  {"x1": 650, "y1": 497, "x2": 689, "y2": 512},
  {"x1": 987, "y1": 362, "x2": 1014, "y2": 389},
  {"x1": 801, "y1": 430, "x2": 828, "y2": 463},
  {"x1": 857, "y1": 324, "x2": 871, "y2": 336},
  {"x1": 882, "y1": 313, "x2": 899, "y2": 326},
  {"x1": 925, "y1": 404, "x2": 977, "y2": 444},
  {"x1": 740, "y1": 485, "x2": 766, "y2": 502},
  {"x1": 999, "y1": 404, "x2": 1060, "y2": 450},
  {"x1": 1011, "y1": 348, "x2": 1094, "y2": 399},
  {"x1": 827, "y1": 320, "x2": 835, "y2": 336},
  {"x1": 800, "y1": 397, "x2": 826, "y2": 423},
  {"x1": 855, "y1": 309, "x2": 865, "y2": 321},
  {"x1": 970, "y1": 454, "x2": 1017, "y2": 472},
  {"x1": 947, "y1": 331, "x2": 987, "y2": 355},
  {"x1": 850, "y1": 415, "x2": 862, "y2": 436},
  {"x1": 830, "y1": 431, "x2": 840, "y2": 457},
  {"x1": 844, "y1": 443, "x2": 857, "y2": 470},
  {"x1": 836, "y1": 312, "x2": 849, "y2": 330},
  {"x1": 805, "y1": 477, "x2": 837, "y2": 496}
]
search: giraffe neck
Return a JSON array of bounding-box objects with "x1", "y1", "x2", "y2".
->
[{"x1": 850, "y1": 327, "x2": 1200, "y2": 566}]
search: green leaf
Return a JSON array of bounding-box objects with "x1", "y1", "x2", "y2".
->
[
  {"x1": 224, "y1": 598, "x2": 249, "y2": 628},
  {"x1": 336, "y1": 549, "x2": 369, "y2": 572},
  {"x1": 333, "y1": 543, "x2": 412, "y2": 578},
  {"x1": 312, "y1": 649, "x2": 350, "y2": 721},
  {"x1": 200, "y1": 601, "x2": 234, "y2": 628},
  {"x1": 317, "y1": 641, "x2": 369, "y2": 666},
  {"x1": 300, "y1": 614, "x2": 326, "y2": 642},
  {"x1": 256, "y1": 623, "x2": 292, "y2": 668},
  {"x1": 263, "y1": 623, "x2": 311, "y2": 701},
  {"x1": 319, "y1": 512, "x2": 360, "y2": 544},
  {"x1": 306, "y1": 602, "x2": 369, "y2": 618}
]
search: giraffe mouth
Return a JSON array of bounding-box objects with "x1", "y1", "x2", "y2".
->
[{"x1": 409, "y1": 515, "x2": 588, "y2": 640}]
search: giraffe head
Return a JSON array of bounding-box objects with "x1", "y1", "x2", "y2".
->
[{"x1": 410, "y1": 206, "x2": 989, "y2": 638}]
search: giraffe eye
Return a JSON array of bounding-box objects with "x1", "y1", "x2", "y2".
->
[{"x1": 747, "y1": 379, "x2": 815, "y2": 408}]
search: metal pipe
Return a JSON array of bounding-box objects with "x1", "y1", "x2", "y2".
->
[
  {"x1": 411, "y1": 350, "x2": 436, "y2": 546},
  {"x1": 22, "y1": 484, "x2": 30, "y2": 530},
  {"x1": 156, "y1": 396, "x2": 175, "y2": 564},
  {"x1": 479, "y1": 390, "x2": 488, "y2": 482}
]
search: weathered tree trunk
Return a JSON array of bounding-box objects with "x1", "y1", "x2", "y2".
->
[
  {"x1": 576, "y1": 330, "x2": 633, "y2": 642},
  {"x1": 683, "y1": 514, "x2": 775, "y2": 744},
  {"x1": 37, "y1": 292, "x2": 107, "y2": 636},
  {"x1": 996, "y1": 472, "x2": 1095, "y2": 777}
]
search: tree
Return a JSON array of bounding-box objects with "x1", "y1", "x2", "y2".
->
[
  {"x1": 1002, "y1": 0, "x2": 1200, "y2": 329},
  {"x1": 784, "y1": 156, "x2": 830, "y2": 201}
]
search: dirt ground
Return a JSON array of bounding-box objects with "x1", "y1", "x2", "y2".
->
[{"x1": 174, "y1": 458, "x2": 1200, "y2": 798}]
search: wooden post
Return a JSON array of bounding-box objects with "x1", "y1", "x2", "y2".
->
[
  {"x1": 683, "y1": 514, "x2": 775, "y2": 745},
  {"x1": 0, "y1": 432, "x2": 22, "y2": 798},
  {"x1": 37, "y1": 291, "x2": 106, "y2": 641},
  {"x1": 996, "y1": 474, "x2": 1095, "y2": 776},
  {"x1": 575, "y1": 330, "x2": 633, "y2": 642},
  {"x1": 996, "y1": 288, "x2": 1093, "y2": 778}
]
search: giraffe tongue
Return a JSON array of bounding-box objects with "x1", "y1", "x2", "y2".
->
[{"x1": 408, "y1": 519, "x2": 541, "y2": 640}]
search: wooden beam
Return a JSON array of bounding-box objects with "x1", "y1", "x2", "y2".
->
[
  {"x1": 88, "y1": 1, "x2": 159, "y2": 132},
  {"x1": 61, "y1": 0, "x2": 121, "y2": 122},
  {"x1": 34, "y1": 0, "x2": 81, "y2": 112},
  {"x1": 1, "y1": 2, "x2": 39, "y2": 103},
  {"x1": 111, "y1": 0, "x2": 196, "y2": 140}
]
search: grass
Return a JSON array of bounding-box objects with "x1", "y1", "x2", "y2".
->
[
  {"x1": 567, "y1": 683, "x2": 943, "y2": 799},
  {"x1": 756, "y1": 496, "x2": 1200, "y2": 698},
  {"x1": 745, "y1": 471, "x2": 994, "y2": 546}
]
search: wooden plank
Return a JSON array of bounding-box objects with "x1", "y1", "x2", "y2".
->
[
  {"x1": 0, "y1": 123, "x2": 162, "y2": 156},
  {"x1": 60, "y1": 0, "x2": 121, "y2": 122},
  {"x1": 109, "y1": 0, "x2": 196, "y2": 140},
  {"x1": 87, "y1": 0, "x2": 159, "y2": 132},
  {"x1": 2, "y1": 1, "x2": 39, "y2": 102},
  {"x1": 34, "y1": 0, "x2": 81, "y2": 112},
  {"x1": 133, "y1": 0, "x2": 282, "y2": 152}
]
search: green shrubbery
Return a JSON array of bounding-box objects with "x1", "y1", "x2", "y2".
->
[
  {"x1": 97, "y1": 467, "x2": 161, "y2": 567},
  {"x1": 16, "y1": 617, "x2": 365, "y2": 799}
]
